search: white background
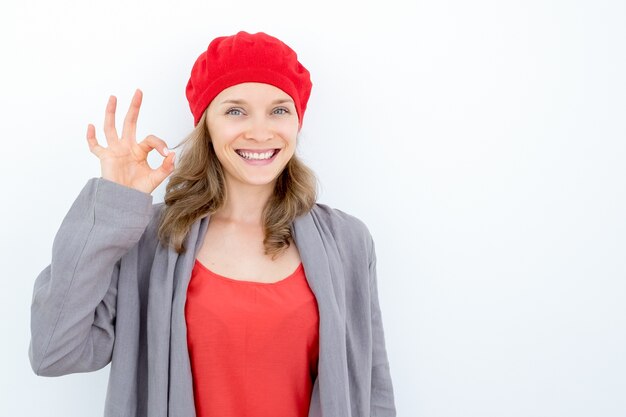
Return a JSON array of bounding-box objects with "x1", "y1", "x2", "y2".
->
[{"x1": 1, "y1": 0, "x2": 625, "y2": 416}]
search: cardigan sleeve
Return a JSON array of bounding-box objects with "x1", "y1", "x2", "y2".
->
[
  {"x1": 28, "y1": 177, "x2": 153, "y2": 376},
  {"x1": 368, "y1": 236, "x2": 397, "y2": 417}
]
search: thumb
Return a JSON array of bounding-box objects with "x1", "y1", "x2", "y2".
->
[{"x1": 152, "y1": 151, "x2": 176, "y2": 185}]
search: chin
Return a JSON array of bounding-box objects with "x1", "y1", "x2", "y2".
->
[{"x1": 250, "y1": 173, "x2": 283, "y2": 184}]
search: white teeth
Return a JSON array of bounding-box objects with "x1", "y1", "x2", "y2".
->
[{"x1": 237, "y1": 150, "x2": 277, "y2": 160}]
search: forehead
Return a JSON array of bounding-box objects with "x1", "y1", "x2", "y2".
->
[{"x1": 213, "y1": 82, "x2": 292, "y2": 103}]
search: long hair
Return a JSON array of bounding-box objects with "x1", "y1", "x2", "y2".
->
[{"x1": 157, "y1": 109, "x2": 318, "y2": 260}]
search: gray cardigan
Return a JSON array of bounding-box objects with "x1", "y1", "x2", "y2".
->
[{"x1": 28, "y1": 177, "x2": 396, "y2": 417}]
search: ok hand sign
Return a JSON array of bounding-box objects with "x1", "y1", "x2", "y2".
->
[{"x1": 86, "y1": 89, "x2": 175, "y2": 194}]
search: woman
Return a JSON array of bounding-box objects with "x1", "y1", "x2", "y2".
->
[{"x1": 28, "y1": 31, "x2": 396, "y2": 417}]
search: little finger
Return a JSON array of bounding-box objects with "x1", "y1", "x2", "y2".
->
[{"x1": 86, "y1": 123, "x2": 104, "y2": 157}]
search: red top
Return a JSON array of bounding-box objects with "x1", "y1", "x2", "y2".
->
[{"x1": 185, "y1": 259, "x2": 320, "y2": 417}]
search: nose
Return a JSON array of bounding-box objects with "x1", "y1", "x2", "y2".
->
[{"x1": 243, "y1": 113, "x2": 274, "y2": 142}]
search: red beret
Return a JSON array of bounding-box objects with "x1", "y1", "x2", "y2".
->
[{"x1": 185, "y1": 31, "x2": 313, "y2": 128}]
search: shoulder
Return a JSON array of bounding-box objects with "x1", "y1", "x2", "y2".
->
[
  {"x1": 136, "y1": 201, "x2": 167, "y2": 249},
  {"x1": 144, "y1": 201, "x2": 166, "y2": 228},
  {"x1": 152, "y1": 201, "x2": 166, "y2": 217},
  {"x1": 309, "y1": 202, "x2": 375, "y2": 255}
]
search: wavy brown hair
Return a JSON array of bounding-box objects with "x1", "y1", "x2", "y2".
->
[{"x1": 156, "y1": 109, "x2": 318, "y2": 260}]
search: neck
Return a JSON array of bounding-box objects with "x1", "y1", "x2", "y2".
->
[{"x1": 213, "y1": 176, "x2": 276, "y2": 226}]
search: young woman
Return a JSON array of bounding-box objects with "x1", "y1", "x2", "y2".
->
[{"x1": 28, "y1": 31, "x2": 396, "y2": 417}]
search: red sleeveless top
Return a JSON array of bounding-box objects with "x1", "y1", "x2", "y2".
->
[{"x1": 185, "y1": 259, "x2": 320, "y2": 417}]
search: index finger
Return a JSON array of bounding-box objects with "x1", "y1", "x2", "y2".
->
[{"x1": 121, "y1": 88, "x2": 143, "y2": 143}]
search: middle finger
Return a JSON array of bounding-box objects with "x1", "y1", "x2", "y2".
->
[
  {"x1": 103, "y1": 95, "x2": 120, "y2": 146},
  {"x1": 122, "y1": 88, "x2": 143, "y2": 143}
]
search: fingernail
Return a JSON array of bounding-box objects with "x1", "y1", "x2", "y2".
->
[{"x1": 163, "y1": 147, "x2": 170, "y2": 155}]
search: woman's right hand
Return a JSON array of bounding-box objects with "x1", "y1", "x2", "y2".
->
[{"x1": 86, "y1": 88, "x2": 176, "y2": 195}]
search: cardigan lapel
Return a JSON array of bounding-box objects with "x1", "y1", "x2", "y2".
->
[
  {"x1": 146, "y1": 212, "x2": 208, "y2": 417},
  {"x1": 168, "y1": 214, "x2": 209, "y2": 417},
  {"x1": 146, "y1": 227, "x2": 177, "y2": 417},
  {"x1": 292, "y1": 210, "x2": 351, "y2": 417}
]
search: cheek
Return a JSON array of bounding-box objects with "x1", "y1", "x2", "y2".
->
[
  {"x1": 207, "y1": 136, "x2": 230, "y2": 160},
  {"x1": 208, "y1": 129, "x2": 239, "y2": 154},
  {"x1": 281, "y1": 121, "x2": 299, "y2": 142},
  {"x1": 209, "y1": 123, "x2": 239, "y2": 141}
]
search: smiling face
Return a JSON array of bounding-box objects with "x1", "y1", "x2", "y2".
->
[{"x1": 205, "y1": 82, "x2": 300, "y2": 189}]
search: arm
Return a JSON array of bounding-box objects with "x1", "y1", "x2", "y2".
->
[
  {"x1": 368, "y1": 237, "x2": 397, "y2": 416},
  {"x1": 28, "y1": 177, "x2": 153, "y2": 376}
]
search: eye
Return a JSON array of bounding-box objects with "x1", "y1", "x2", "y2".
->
[
  {"x1": 225, "y1": 107, "x2": 244, "y2": 116},
  {"x1": 273, "y1": 107, "x2": 290, "y2": 115}
]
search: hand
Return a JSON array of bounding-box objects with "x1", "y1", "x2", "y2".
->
[{"x1": 86, "y1": 89, "x2": 175, "y2": 194}]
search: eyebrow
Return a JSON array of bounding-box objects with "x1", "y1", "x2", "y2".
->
[{"x1": 219, "y1": 98, "x2": 294, "y2": 105}]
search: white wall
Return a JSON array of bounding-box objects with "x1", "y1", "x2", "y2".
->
[{"x1": 2, "y1": 0, "x2": 625, "y2": 416}]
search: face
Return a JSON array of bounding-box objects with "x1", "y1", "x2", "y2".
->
[{"x1": 205, "y1": 82, "x2": 300, "y2": 189}]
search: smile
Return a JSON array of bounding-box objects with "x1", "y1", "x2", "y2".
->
[{"x1": 235, "y1": 148, "x2": 281, "y2": 165}]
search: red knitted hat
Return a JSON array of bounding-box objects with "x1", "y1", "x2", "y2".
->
[{"x1": 185, "y1": 31, "x2": 312, "y2": 128}]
